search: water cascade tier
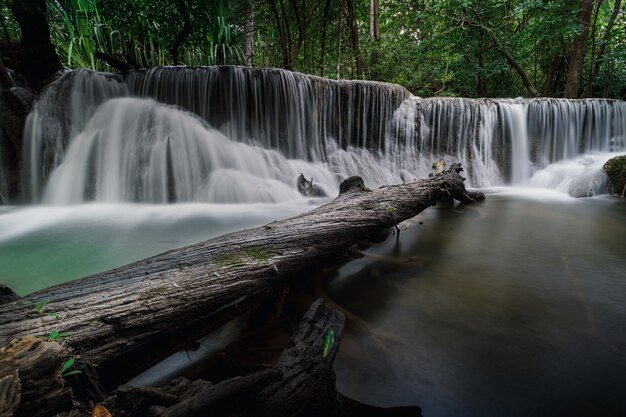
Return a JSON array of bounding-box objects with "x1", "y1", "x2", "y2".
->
[{"x1": 10, "y1": 66, "x2": 626, "y2": 204}]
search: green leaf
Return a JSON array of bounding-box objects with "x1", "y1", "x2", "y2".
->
[
  {"x1": 60, "y1": 357, "x2": 76, "y2": 374},
  {"x1": 48, "y1": 330, "x2": 60, "y2": 341},
  {"x1": 62, "y1": 370, "x2": 83, "y2": 377},
  {"x1": 322, "y1": 328, "x2": 335, "y2": 359}
]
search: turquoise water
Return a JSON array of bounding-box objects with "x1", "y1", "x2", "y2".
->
[
  {"x1": 327, "y1": 190, "x2": 626, "y2": 417},
  {"x1": 0, "y1": 201, "x2": 318, "y2": 295}
]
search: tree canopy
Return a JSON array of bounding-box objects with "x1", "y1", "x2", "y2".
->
[{"x1": 1, "y1": 0, "x2": 624, "y2": 98}]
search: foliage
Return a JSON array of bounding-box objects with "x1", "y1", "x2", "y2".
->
[
  {"x1": 60, "y1": 356, "x2": 82, "y2": 377},
  {"x1": 2, "y1": 0, "x2": 624, "y2": 98}
]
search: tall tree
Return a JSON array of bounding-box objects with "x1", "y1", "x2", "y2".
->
[
  {"x1": 244, "y1": 3, "x2": 254, "y2": 66},
  {"x1": 370, "y1": 0, "x2": 380, "y2": 40},
  {"x1": 9, "y1": 0, "x2": 62, "y2": 89},
  {"x1": 564, "y1": 0, "x2": 595, "y2": 98},
  {"x1": 346, "y1": 0, "x2": 364, "y2": 78},
  {"x1": 584, "y1": 0, "x2": 622, "y2": 96}
]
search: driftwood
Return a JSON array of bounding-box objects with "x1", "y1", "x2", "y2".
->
[
  {"x1": 102, "y1": 299, "x2": 420, "y2": 417},
  {"x1": 0, "y1": 168, "x2": 483, "y2": 396},
  {"x1": 148, "y1": 369, "x2": 281, "y2": 417},
  {"x1": 0, "y1": 336, "x2": 73, "y2": 417}
]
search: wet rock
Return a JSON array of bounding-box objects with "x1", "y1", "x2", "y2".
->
[
  {"x1": 338, "y1": 176, "x2": 370, "y2": 195},
  {"x1": 0, "y1": 86, "x2": 36, "y2": 203},
  {"x1": 603, "y1": 155, "x2": 626, "y2": 197},
  {"x1": 297, "y1": 173, "x2": 327, "y2": 197}
]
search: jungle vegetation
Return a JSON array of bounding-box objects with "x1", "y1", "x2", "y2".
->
[{"x1": 1, "y1": 0, "x2": 624, "y2": 98}]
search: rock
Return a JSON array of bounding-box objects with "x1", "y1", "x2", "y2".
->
[
  {"x1": 603, "y1": 155, "x2": 626, "y2": 197},
  {"x1": 0, "y1": 86, "x2": 36, "y2": 203},
  {"x1": 338, "y1": 176, "x2": 370, "y2": 195},
  {"x1": 296, "y1": 173, "x2": 327, "y2": 197},
  {"x1": 0, "y1": 284, "x2": 19, "y2": 305}
]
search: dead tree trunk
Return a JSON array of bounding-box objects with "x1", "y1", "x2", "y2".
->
[{"x1": 0, "y1": 168, "x2": 483, "y2": 390}]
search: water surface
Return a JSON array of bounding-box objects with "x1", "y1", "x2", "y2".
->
[{"x1": 327, "y1": 191, "x2": 626, "y2": 417}]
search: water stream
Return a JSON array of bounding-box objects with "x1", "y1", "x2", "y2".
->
[
  {"x1": 0, "y1": 65, "x2": 625, "y2": 415},
  {"x1": 327, "y1": 191, "x2": 626, "y2": 417}
]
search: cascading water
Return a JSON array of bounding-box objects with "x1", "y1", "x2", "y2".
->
[
  {"x1": 22, "y1": 69, "x2": 128, "y2": 201},
  {"x1": 42, "y1": 97, "x2": 337, "y2": 204},
  {"x1": 13, "y1": 66, "x2": 625, "y2": 205}
]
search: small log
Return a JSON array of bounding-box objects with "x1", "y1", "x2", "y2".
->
[
  {"x1": 0, "y1": 167, "x2": 483, "y2": 390},
  {"x1": 148, "y1": 369, "x2": 281, "y2": 417},
  {"x1": 256, "y1": 298, "x2": 344, "y2": 416},
  {"x1": 0, "y1": 336, "x2": 72, "y2": 417},
  {"x1": 94, "y1": 51, "x2": 135, "y2": 73}
]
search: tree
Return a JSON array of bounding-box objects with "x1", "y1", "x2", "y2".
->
[
  {"x1": 9, "y1": 0, "x2": 61, "y2": 88},
  {"x1": 564, "y1": 0, "x2": 595, "y2": 98}
]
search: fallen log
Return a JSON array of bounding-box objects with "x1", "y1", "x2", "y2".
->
[
  {"x1": 0, "y1": 336, "x2": 73, "y2": 417},
  {"x1": 0, "y1": 167, "x2": 483, "y2": 390}
]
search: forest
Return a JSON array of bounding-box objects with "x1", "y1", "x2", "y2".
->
[{"x1": 1, "y1": 0, "x2": 625, "y2": 98}]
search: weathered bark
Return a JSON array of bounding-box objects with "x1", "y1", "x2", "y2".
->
[
  {"x1": 9, "y1": 0, "x2": 62, "y2": 89},
  {"x1": 0, "y1": 369, "x2": 20, "y2": 417},
  {"x1": 370, "y1": 0, "x2": 380, "y2": 40},
  {"x1": 148, "y1": 369, "x2": 281, "y2": 417},
  {"x1": 256, "y1": 298, "x2": 344, "y2": 416},
  {"x1": 244, "y1": 5, "x2": 254, "y2": 67},
  {"x1": 564, "y1": 0, "x2": 594, "y2": 98},
  {"x1": 0, "y1": 336, "x2": 73, "y2": 417},
  {"x1": 0, "y1": 169, "x2": 482, "y2": 390}
]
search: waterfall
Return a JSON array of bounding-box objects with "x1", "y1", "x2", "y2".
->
[
  {"x1": 127, "y1": 66, "x2": 411, "y2": 160},
  {"x1": 43, "y1": 97, "x2": 337, "y2": 204},
  {"x1": 22, "y1": 69, "x2": 128, "y2": 201},
  {"x1": 12, "y1": 66, "x2": 626, "y2": 204}
]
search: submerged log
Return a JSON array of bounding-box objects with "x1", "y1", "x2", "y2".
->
[{"x1": 0, "y1": 167, "x2": 483, "y2": 392}]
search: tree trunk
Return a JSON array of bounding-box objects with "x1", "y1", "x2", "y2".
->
[
  {"x1": 0, "y1": 169, "x2": 483, "y2": 390},
  {"x1": 319, "y1": 0, "x2": 332, "y2": 76},
  {"x1": 370, "y1": 0, "x2": 380, "y2": 40},
  {"x1": 336, "y1": 0, "x2": 345, "y2": 79},
  {"x1": 244, "y1": 5, "x2": 254, "y2": 67},
  {"x1": 564, "y1": 0, "x2": 594, "y2": 98},
  {"x1": 9, "y1": 0, "x2": 62, "y2": 89},
  {"x1": 542, "y1": 47, "x2": 563, "y2": 97},
  {"x1": 346, "y1": 0, "x2": 364, "y2": 78},
  {"x1": 171, "y1": 0, "x2": 192, "y2": 66},
  {"x1": 482, "y1": 27, "x2": 539, "y2": 97},
  {"x1": 584, "y1": 0, "x2": 622, "y2": 97}
]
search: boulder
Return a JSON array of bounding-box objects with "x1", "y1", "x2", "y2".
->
[{"x1": 603, "y1": 155, "x2": 626, "y2": 197}]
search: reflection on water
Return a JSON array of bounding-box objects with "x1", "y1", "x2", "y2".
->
[{"x1": 327, "y1": 191, "x2": 626, "y2": 417}]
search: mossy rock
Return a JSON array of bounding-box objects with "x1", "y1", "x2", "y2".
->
[{"x1": 604, "y1": 155, "x2": 626, "y2": 196}]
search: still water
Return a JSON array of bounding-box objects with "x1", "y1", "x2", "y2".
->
[
  {"x1": 0, "y1": 200, "x2": 319, "y2": 295},
  {"x1": 327, "y1": 189, "x2": 626, "y2": 417}
]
